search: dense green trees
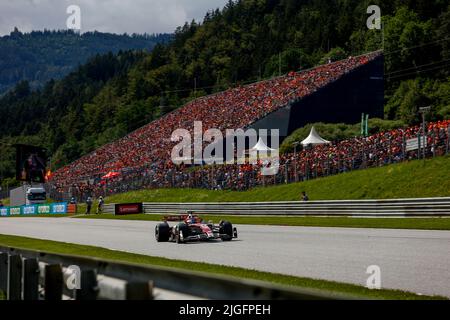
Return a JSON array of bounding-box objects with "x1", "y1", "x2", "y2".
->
[
  {"x1": 0, "y1": 0, "x2": 449, "y2": 183},
  {"x1": 0, "y1": 29, "x2": 171, "y2": 94}
]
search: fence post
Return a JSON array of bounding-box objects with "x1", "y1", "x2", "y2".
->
[
  {"x1": 75, "y1": 269, "x2": 98, "y2": 300},
  {"x1": 402, "y1": 134, "x2": 406, "y2": 160},
  {"x1": 305, "y1": 161, "x2": 309, "y2": 181},
  {"x1": 284, "y1": 163, "x2": 288, "y2": 184},
  {"x1": 388, "y1": 139, "x2": 392, "y2": 164},
  {"x1": 417, "y1": 133, "x2": 421, "y2": 160},
  {"x1": 432, "y1": 130, "x2": 436, "y2": 157},
  {"x1": 23, "y1": 258, "x2": 39, "y2": 300},
  {"x1": 125, "y1": 281, "x2": 153, "y2": 300},
  {"x1": 45, "y1": 264, "x2": 63, "y2": 300},
  {"x1": 8, "y1": 254, "x2": 22, "y2": 300},
  {"x1": 0, "y1": 252, "x2": 8, "y2": 298},
  {"x1": 447, "y1": 125, "x2": 450, "y2": 155}
]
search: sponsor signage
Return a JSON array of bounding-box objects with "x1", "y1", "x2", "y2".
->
[
  {"x1": 52, "y1": 203, "x2": 67, "y2": 214},
  {"x1": 23, "y1": 205, "x2": 36, "y2": 215},
  {"x1": 0, "y1": 207, "x2": 8, "y2": 216},
  {"x1": 406, "y1": 136, "x2": 427, "y2": 152},
  {"x1": 38, "y1": 205, "x2": 51, "y2": 214},
  {"x1": 67, "y1": 204, "x2": 77, "y2": 214},
  {"x1": 115, "y1": 203, "x2": 143, "y2": 215},
  {"x1": 0, "y1": 202, "x2": 69, "y2": 217},
  {"x1": 10, "y1": 207, "x2": 21, "y2": 216}
]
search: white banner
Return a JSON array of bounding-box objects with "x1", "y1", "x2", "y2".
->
[{"x1": 406, "y1": 136, "x2": 427, "y2": 152}]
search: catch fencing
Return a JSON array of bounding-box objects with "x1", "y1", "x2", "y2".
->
[
  {"x1": 0, "y1": 246, "x2": 355, "y2": 300},
  {"x1": 102, "y1": 197, "x2": 450, "y2": 217}
]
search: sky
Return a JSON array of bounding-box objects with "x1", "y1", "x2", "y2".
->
[{"x1": 0, "y1": 0, "x2": 230, "y2": 36}]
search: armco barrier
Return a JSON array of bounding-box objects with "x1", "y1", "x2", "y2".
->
[
  {"x1": 0, "y1": 246, "x2": 356, "y2": 300},
  {"x1": 0, "y1": 202, "x2": 69, "y2": 217},
  {"x1": 102, "y1": 197, "x2": 450, "y2": 216}
]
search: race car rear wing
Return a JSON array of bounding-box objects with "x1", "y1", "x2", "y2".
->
[
  {"x1": 163, "y1": 214, "x2": 201, "y2": 222},
  {"x1": 164, "y1": 215, "x2": 187, "y2": 221}
]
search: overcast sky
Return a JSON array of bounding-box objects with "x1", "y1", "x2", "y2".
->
[{"x1": 0, "y1": 0, "x2": 229, "y2": 36}]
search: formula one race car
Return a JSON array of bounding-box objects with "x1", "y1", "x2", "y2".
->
[{"x1": 155, "y1": 212, "x2": 238, "y2": 243}]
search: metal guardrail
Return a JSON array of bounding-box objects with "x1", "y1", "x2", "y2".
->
[
  {"x1": 103, "y1": 197, "x2": 450, "y2": 216},
  {"x1": 0, "y1": 246, "x2": 357, "y2": 300}
]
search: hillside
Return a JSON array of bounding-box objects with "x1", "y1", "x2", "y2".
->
[
  {"x1": 0, "y1": 29, "x2": 171, "y2": 94},
  {"x1": 104, "y1": 155, "x2": 450, "y2": 203},
  {"x1": 1, "y1": 0, "x2": 449, "y2": 187}
]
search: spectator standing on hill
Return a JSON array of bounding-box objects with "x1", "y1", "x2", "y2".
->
[
  {"x1": 301, "y1": 191, "x2": 309, "y2": 202},
  {"x1": 85, "y1": 196, "x2": 93, "y2": 215}
]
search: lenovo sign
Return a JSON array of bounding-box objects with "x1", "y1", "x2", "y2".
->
[{"x1": 115, "y1": 203, "x2": 143, "y2": 215}]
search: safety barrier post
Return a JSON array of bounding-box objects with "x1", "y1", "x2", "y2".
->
[
  {"x1": 125, "y1": 281, "x2": 153, "y2": 300},
  {"x1": 23, "y1": 258, "x2": 39, "y2": 300},
  {"x1": 44, "y1": 264, "x2": 63, "y2": 300},
  {"x1": 8, "y1": 254, "x2": 22, "y2": 300},
  {"x1": 76, "y1": 269, "x2": 99, "y2": 300},
  {"x1": 0, "y1": 252, "x2": 8, "y2": 298}
]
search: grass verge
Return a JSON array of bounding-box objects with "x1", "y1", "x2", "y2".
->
[
  {"x1": 75, "y1": 214, "x2": 450, "y2": 231},
  {"x1": 0, "y1": 234, "x2": 445, "y2": 300}
]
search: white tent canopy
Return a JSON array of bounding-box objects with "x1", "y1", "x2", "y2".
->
[
  {"x1": 301, "y1": 127, "x2": 330, "y2": 146},
  {"x1": 249, "y1": 137, "x2": 277, "y2": 152}
]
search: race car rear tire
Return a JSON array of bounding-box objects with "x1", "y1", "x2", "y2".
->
[
  {"x1": 155, "y1": 223, "x2": 170, "y2": 242},
  {"x1": 220, "y1": 221, "x2": 233, "y2": 241}
]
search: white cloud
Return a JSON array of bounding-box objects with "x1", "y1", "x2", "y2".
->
[{"x1": 0, "y1": 0, "x2": 228, "y2": 35}]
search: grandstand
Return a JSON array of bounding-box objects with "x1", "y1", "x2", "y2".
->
[
  {"x1": 52, "y1": 119, "x2": 447, "y2": 199},
  {"x1": 48, "y1": 51, "x2": 450, "y2": 201}
]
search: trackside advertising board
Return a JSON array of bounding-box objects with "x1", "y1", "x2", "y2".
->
[
  {"x1": 115, "y1": 203, "x2": 143, "y2": 215},
  {"x1": 0, "y1": 202, "x2": 68, "y2": 217}
]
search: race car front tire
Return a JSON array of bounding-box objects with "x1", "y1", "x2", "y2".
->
[
  {"x1": 155, "y1": 223, "x2": 170, "y2": 242},
  {"x1": 176, "y1": 223, "x2": 189, "y2": 244},
  {"x1": 220, "y1": 221, "x2": 233, "y2": 241}
]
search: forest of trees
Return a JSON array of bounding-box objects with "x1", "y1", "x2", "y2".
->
[
  {"x1": 0, "y1": 0, "x2": 449, "y2": 188},
  {"x1": 0, "y1": 29, "x2": 172, "y2": 94}
]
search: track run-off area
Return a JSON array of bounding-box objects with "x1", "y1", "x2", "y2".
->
[{"x1": 0, "y1": 217, "x2": 449, "y2": 298}]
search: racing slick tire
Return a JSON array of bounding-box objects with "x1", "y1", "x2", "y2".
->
[
  {"x1": 219, "y1": 221, "x2": 233, "y2": 241},
  {"x1": 176, "y1": 223, "x2": 189, "y2": 244},
  {"x1": 155, "y1": 222, "x2": 170, "y2": 242}
]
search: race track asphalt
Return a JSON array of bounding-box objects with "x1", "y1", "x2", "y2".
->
[{"x1": 0, "y1": 217, "x2": 449, "y2": 298}]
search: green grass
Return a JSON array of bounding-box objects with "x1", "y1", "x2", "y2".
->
[
  {"x1": 76, "y1": 214, "x2": 450, "y2": 231},
  {"x1": 0, "y1": 234, "x2": 445, "y2": 300},
  {"x1": 1, "y1": 198, "x2": 9, "y2": 205},
  {"x1": 105, "y1": 156, "x2": 450, "y2": 204}
]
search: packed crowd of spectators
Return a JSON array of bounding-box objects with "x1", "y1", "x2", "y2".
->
[
  {"x1": 48, "y1": 51, "x2": 449, "y2": 200},
  {"x1": 50, "y1": 119, "x2": 450, "y2": 200}
]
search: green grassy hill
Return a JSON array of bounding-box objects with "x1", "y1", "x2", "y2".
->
[{"x1": 106, "y1": 155, "x2": 450, "y2": 203}]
